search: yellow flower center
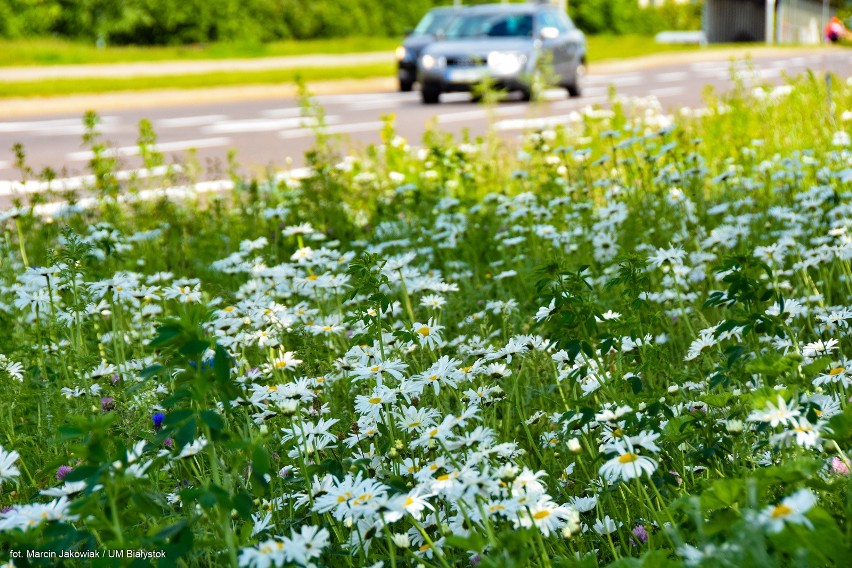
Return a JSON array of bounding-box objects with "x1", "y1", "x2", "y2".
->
[
  {"x1": 371, "y1": 366, "x2": 380, "y2": 372},
  {"x1": 830, "y1": 367, "x2": 845, "y2": 375},
  {"x1": 533, "y1": 510, "x2": 551, "y2": 520},
  {"x1": 771, "y1": 504, "x2": 792, "y2": 518},
  {"x1": 307, "y1": 275, "x2": 318, "y2": 281},
  {"x1": 618, "y1": 453, "x2": 639, "y2": 464},
  {"x1": 369, "y1": 397, "x2": 382, "y2": 404},
  {"x1": 418, "y1": 326, "x2": 430, "y2": 336},
  {"x1": 437, "y1": 474, "x2": 450, "y2": 481}
]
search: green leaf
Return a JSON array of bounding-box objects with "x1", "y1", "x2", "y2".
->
[
  {"x1": 802, "y1": 356, "x2": 831, "y2": 377},
  {"x1": 138, "y1": 364, "x2": 164, "y2": 380},
  {"x1": 230, "y1": 491, "x2": 254, "y2": 520},
  {"x1": 200, "y1": 410, "x2": 225, "y2": 432},
  {"x1": 252, "y1": 445, "x2": 270, "y2": 477},
  {"x1": 152, "y1": 519, "x2": 188, "y2": 541},
  {"x1": 628, "y1": 374, "x2": 643, "y2": 394},
  {"x1": 163, "y1": 409, "x2": 194, "y2": 427},
  {"x1": 829, "y1": 405, "x2": 852, "y2": 440},
  {"x1": 149, "y1": 325, "x2": 182, "y2": 348},
  {"x1": 446, "y1": 532, "x2": 487, "y2": 553},
  {"x1": 213, "y1": 344, "x2": 233, "y2": 384},
  {"x1": 700, "y1": 478, "x2": 744, "y2": 511},
  {"x1": 57, "y1": 425, "x2": 85, "y2": 441},
  {"x1": 180, "y1": 338, "x2": 210, "y2": 356},
  {"x1": 64, "y1": 465, "x2": 99, "y2": 483}
]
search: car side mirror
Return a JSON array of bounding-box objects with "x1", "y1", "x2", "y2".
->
[{"x1": 540, "y1": 26, "x2": 560, "y2": 40}]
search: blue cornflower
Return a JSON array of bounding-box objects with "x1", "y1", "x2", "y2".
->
[{"x1": 153, "y1": 412, "x2": 166, "y2": 431}]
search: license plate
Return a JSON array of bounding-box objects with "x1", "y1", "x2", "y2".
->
[{"x1": 447, "y1": 67, "x2": 487, "y2": 84}]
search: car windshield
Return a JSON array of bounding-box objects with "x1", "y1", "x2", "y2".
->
[
  {"x1": 413, "y1": 11, "x2": 457, "y2": 36},
  {"x1": 444, "y1": 12, "x2": 534, "y2": 39}
]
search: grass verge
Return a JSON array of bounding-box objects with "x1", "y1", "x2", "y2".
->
[
  {"x1": 0, "y1": 36, "x2": 401, "y2": 66},
  {"x1": 0, "y1": 63, "x2": 395, "y2": 98}
]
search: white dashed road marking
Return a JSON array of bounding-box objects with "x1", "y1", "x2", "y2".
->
[
  {"x1": 66, "y1": 137, "x2": 231, "y2": 161},
  {"x1": 201, "y1": 116, "x2": 332, "y2": 134},
  {"x1": 347, "y1": 99, "x2": 409, "y2": 111},
  {"x1": 0, "y1": 165, "x2": 179, "y2": 196},
  {"x1": 549, "y1": 95, "x2": 608, "y2": 110},
  {"x1": 436, "y1": 106, "x2": 527, "y2": 124},
  {"x1": 279, "y1": 121, "x2": 385, "y2": 139},
  {"x1": 262, "y1": 107, "x2": 307, "y2": 118},
  {"x1": 649, "y1": 86, "x2": 686, "y2": 98},
  {"x1": 655, "y1": 71, "x2": 688, "y2": 83},
  {"x1": 155, "y1": 115, "x2": 229, "y2": 128},
  {"x1": 0, "y1": 116, "x2": 119, "y2": 134},
  {"x1": 587, "y1": 73, "x2": 642, "y2": 87}
]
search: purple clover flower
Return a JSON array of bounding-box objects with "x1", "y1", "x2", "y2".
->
[
  {"x1": 632, "y1": 524, "x2": 649, "y2": 545},
  {"x1": 57, "y1": 465, "x2": 73, "y2": 481}
]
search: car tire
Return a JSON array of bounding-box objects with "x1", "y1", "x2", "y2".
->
[
  {"x1": 399, "y1": 79, "x2": 414, "y2": 93},
  {"x1": 421, "y1": 82, "x2": 441, "y2": 105},
  {"x1": 566, "y1": 61, "x2": 586, "y2": 98}
]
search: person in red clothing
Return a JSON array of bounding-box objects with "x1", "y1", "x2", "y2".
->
[{"x1": 825, "y1": 16, "x2": 849, "y2": 43}]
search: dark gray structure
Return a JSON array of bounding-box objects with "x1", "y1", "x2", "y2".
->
[{"x1": 704, "y1": 0, "x2": 831, "y2": 44}]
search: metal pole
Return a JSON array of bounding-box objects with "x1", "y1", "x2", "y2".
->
[
  {"x1": 823, "y1": 0, "x2": 830, "y2": 43},
  {"x1": 766, "y1": 0, "x2": 776, "y2": 44}
]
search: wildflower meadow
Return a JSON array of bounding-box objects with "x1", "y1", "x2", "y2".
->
[{"x1": 1, "y1": 70, "x2": 852, "y2": 567}]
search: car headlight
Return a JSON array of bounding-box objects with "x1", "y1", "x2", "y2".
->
[
  {"x1": 487, "y1": 52, "x2": 527, "y2": 75},
  {"x1": 395, "y1": 46, "x2": 407, "y2": 61},
  {"x1": 421, "y1": 54, "x2": 445, "y2": 70}
]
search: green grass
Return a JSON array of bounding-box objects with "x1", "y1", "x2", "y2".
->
[
  {"x1": 0, "y1": 36, "x2": 401, "y2": 66},
  {"x1": 587, "y1": 34, "x2": 704, "y2": 62},
  {"x1": 0, "y1": 34, "x2": 764, "y2": 68},
  {"x1": 0, "y1": 63, "x2": 395, "y2": 98}
]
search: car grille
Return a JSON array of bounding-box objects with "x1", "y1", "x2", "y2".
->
[{"x1": 446, "y1": 56, "x2": 486, "y2": 67}]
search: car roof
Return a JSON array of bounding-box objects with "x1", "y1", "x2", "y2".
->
[{"x1": 461, "y1": 2, "x2": 555, "y2": 14}]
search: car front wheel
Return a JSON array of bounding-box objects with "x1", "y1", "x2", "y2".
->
[
  {"x1": 421, "y1": 81, "x2": 441, "y2": 104},
  {"x1": 399, "y1": 79, "x2": 414, "y2": 92},
  {"x1": 566, "y1": 61, "x2": 585, "y2": 98}
]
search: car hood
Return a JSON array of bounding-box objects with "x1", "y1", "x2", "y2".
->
[
  {"x1": 423, "y1": 38, "x2": 533, "y2": 58},
  {"x1": 402, "y1": 35, "x2": 436, "y2": 51}
]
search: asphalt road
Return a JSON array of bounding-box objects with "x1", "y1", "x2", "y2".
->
[{"x1": 0, "y1": 50, "x2": 849, "y2": 187}]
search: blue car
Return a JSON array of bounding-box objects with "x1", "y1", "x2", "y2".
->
[{"x1": 417, "y1": 2, "x2": 586, "y2": 104}]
